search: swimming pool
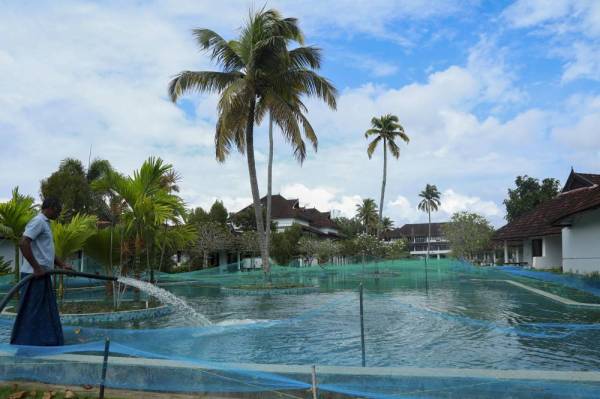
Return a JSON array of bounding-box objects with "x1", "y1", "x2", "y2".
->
[{"x1": 2, "y1": 259, "x2": 600, "y2": 398}]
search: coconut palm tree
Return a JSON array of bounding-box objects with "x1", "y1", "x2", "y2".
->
[
  {"x1": 356, "y1": 198, "x2": 379, "y2": 235},
  {"x1": 168, "y1": 8, "x2": 335, "y2": 276},
  {"x1": 418, "y1": 184, "x2": 442, "y2": 263},
  {"x1": 365, "y1": 114, "x2": 409, "y2": 237},
  {"x1": 0, "y1": 188, "x2": 36, "y2": 282},
  {"x1": 262, "y1": 35, "x2": 337, "y2": 268}
]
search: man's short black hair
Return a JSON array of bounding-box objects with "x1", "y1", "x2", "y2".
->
[{"x1": 41, "y1": 197, "x2": 62, "y2": 212}]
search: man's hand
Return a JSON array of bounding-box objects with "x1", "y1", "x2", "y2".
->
[
  {"x1": 62, "y1": 265, "x2": 74, "y2": 271},
  {"x1": 33, "y1": 267, "x2": 47, "y2": 278}
]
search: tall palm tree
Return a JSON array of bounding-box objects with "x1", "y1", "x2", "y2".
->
[
  {"x1": 418, "y1": 184, "x2": 442, "y2": 263},
  {"x1": 356, "y1": 198, "x2": 379, "y2": 235},
  {"x1": 365, "y1": 114, "x2": 409, "y2": 237},
  {"x1": 168, "y1": 8, "x2": 335, "y2": 276},
  {"x1": 0, "y1": 188, "x2": 36, "y2": 282},
  {"x1": 262, "y1": 34, "x2": 337, "y2": 267}
]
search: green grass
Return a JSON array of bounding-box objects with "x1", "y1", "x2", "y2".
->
[{"x1": 0, "y1": 385, "x2": 123, "y2": 399}]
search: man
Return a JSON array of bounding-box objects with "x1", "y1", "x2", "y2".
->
[{"x1": 10, "y1": 197, "x2": 72, "y2": 346}]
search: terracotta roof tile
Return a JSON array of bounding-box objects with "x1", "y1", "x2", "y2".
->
[{"x1": 494, "y1": 185, "x2": 600, "y2": 240}]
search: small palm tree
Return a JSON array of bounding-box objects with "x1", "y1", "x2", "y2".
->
[
  {"x1": 51, "y1": 213, "x2": 98, "y2": 298},
  {"x1": 418, "y1": 184, "x2": 441, "y2": 263},
  {"x1": 52, "y1": 214, "x2": 98, "y2": 262},
  {"x1": 356, "y1": 198, "x2": 379, "y2": 235},
  {"x1": 380, "y1": 216, "x2": 394, "y2": 232},
  {"x1": 365, "y1": 114, "x2": 409, "y2": 237},
  {"x1": 93, "y1": 157, "x2": 186, "y2": 281},
  {"x1": 0, "y1": 188, "x2": 36, "y2": 282}
]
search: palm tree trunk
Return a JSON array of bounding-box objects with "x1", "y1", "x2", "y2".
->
[
  {"x1": 244, "y1": 97, "x2": 269, "y2": 277},
  {"x1": 265, "y1": 111, "x2": 274, "y2": 267},
  {"x1": 427, "y1": 209, "x2": 431, "y2": 264},
  {"x1": 378, "y1": 138, "x2": 387, "y2": 238},
  {"x1": 147, "y1": 237, "x2": 153, "y2": 283}
]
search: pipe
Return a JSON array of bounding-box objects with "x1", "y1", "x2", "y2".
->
[{"x1": 0, "y1": 269, "x2": 117, "y2": 313}]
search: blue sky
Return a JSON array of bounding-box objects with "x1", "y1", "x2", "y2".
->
[{"x1": 1, "y1": 0, "x2": 599, "y2": 227}]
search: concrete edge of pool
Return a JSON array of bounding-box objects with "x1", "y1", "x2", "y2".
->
[
  {"x1": 2, "y1": 351, "x2": 600, "y2": 383},
  {"x1": 470, "y1": 279, "x2": 600, "y2": 308}
]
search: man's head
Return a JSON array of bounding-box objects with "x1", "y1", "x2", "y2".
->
[{"x1": 41, "y1": 197, "x2": 62, "y2": 220}]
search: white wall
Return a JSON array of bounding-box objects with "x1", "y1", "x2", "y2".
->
[
  {"x1": 562, "y1": 208, "x2": 600, "y2": 274},
  {"x1": 275, "y1": 218, "x2": 309, "y2": 230},
  {"x1": 532, "y1": 235, "x2": 562, "y2": 270},
  {"x1": 522, "y1": 238, "x2": 533, "y2": 265},
  {"x1": 0, "y1": 239, "x2": 16, "y2": 271},
  {"x1": 318, "y1": 227, "x2": 338, "y2": 235}
]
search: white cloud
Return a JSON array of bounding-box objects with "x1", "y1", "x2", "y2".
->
[
  {"x1": 466, "y1": 37, "x2": 525, "y2": 104},
  {"x1": 552, "y1": 95, "x2": 600, "y2": 150},
  {"x1": 280, "y1": 183, "x2": 362, "y2": 217},
  {"x1": 0, "y1": 0, "x2": 592, "y2": 232},
  {"x1": 440, "y1": 189, "x2": 501, "y2": 218},
  {"x1": 388, "y1": 196, "x2": 420, "y2": 223},
  {"x1": 562, "y1": 42, "x2": 600, "y2": 82},
  {"x1": 502, "y1": 0, "x2": 571, "y2": 29},
  {"x1": 502, "y1": 1, "x2": 600, "y2": 82}
]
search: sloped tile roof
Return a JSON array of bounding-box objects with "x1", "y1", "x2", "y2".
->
[
  {"x1": 237, "y1": 194, "x2": 339, "y2": 234},
  {"x1": 494, "y1": 170, "x2": 600, "y2": 241}
]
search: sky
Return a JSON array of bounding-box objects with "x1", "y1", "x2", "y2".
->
[{"x1": 1, "y1": 0, "x2": 599, "y2": 228}]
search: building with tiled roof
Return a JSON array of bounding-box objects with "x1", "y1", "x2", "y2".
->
[
  {"x1": 235, "y1": 194, "x2": 340, "y2": 238},
  {"x1": 382, "y1": 222, "x2": 451, "y2": 258},
  {"x1": 493, "y1": 169, "x2": 600, "y2": 274}
]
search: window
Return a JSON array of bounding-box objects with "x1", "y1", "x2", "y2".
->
[{"x1": 532, "y1": 239, "x2": 543, "y2": 257}]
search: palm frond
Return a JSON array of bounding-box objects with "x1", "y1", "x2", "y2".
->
[
  {"x1": 168, "y1": 71, "x2": 242, "y2": 102},
  {"x1": 289, "y1": 46, "x2": 321, "y2": 69},
  {"x1": 52, "y1": 214, "x2": 98, "y2": 259},
  {"x1": 387, "y1": 139, "x2": 401, "y2": 158},
  {"x1": 192, "y1": 29, "x2": 245, "y2": 71},
  {"x1": 366, "y1": 136, "x2": 381, "y2": 159}
]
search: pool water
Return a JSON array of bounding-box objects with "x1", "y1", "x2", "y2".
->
[
  {"x1": 2, "y1": 259, "x2": 600, "y2": 398},
  {"x1": 29, "y1": 260, "x2": 600, "y2": 369}
]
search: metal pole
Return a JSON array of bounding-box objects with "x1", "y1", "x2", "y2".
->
[
  {"x1": 311, "y1": 365, "x2": 318, "y2": 399},
  {"x1": 359, "y1": 283, "x2": 366, "y2": 367},
  {"x1": 99, "y1": 337, "x2": 110, "y2": 399},
  {"x1": 424, "y1": 257, "x2": 429, "y2": 294}
]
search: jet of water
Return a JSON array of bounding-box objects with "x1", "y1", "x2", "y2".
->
[{"x1": 117, "y1": 277, "x2": 211, "y2": 326}]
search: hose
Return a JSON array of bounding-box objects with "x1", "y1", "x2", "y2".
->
[{"x1": 0, "y1": 269, "x2": 117, "y2": 313}]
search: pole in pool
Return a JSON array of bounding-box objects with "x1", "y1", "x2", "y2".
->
[
  {"x1": 424, "y1": 256, "x2": 429, "y2": 294},
  {"x1": 99, "y1": 337, "x2": 110, "y2": 399},
  {"x1": 311, "y1": 365, "x2": 318, "y2": 399},
  {"x1": 359, "y1": 283, "x2": 366, "y2": 367}
]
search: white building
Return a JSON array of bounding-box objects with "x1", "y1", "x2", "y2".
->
[
  {"x1": 382, "y1": 222, "x2": 451, "y2": 258},
  {"x1": 0, "y1": 237, "x2": 16, "y2": 270},
  {"x1": 494, "y1": 169, "x2": 600, "y2": 274},
  {"x1": 235, "y1": 194, "x2": 341, "y2": 238}
]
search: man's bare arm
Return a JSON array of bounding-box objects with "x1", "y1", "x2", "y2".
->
[{"x1": 19, "y1": 237, "x2": 46, "y2": 277}]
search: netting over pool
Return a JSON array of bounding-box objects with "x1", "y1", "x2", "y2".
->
[{"x1": 2, "y1": 259, "x2": 600, "y2": 398}]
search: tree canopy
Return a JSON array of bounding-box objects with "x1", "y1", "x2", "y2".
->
[
  {"x1": 503, "y1": 175, "x2": 560, "y2": 222},
  {"x1": 443, "y1": 212, "x2": 494, "y2": 260}
]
